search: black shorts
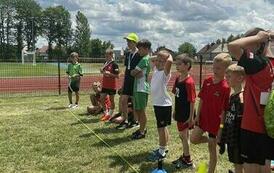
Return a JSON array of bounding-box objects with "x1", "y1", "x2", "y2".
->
[
  {"x1": 208, "y1": 133, "x2": 216, "y2": 138},
  {"x1": 122, "y1": 75, "x2": 134, "y2": 96},
  {"x1": 241, "y1": 129, "x2": 269, "y2": 165},
  {"x1": 101, "y1": 88, "x2": 116, "y2": 95},
  {"x1": 227, "y1": 143, "x2": 243, "y2": 164},
  {"x1": 153, "y1": 106, "x2": 172, "y2": 128},
  {"x1": 68, "y1": 80, "x2": 80, "y2": 92},
  {"x1": 266, "y1": 135, "x2": 274, "y2": 160}
]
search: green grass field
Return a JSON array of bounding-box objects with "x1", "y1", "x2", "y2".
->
[
  {"x1": 0, "y1": 94, "x2": 232, "y2": 173},
  {"x1": 0, "y1": 63, "x2": 123, "y2": 77}
]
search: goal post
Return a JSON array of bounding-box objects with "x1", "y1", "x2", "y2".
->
[{"x1": 21, "y1": 46, "x2": 36, "y2": 65}]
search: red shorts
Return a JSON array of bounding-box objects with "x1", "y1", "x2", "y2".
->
[{"x1": 177, "y1": 122, "x2": 189, "y2": 132}]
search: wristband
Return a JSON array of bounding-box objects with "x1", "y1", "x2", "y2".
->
[{"x1": 219, "y1": 124, "x2": 224, "y2": 129}]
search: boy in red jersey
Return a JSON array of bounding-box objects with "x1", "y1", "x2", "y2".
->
[
  {"x1": 190, "y1": 53, "x2": 232, "y2": 173},
  {"x1": 100, "y1": 48, "x2": 119, "y2": 121},
  {"x1": 228, "y1": 28, "x2": 274, "y2": 173}
]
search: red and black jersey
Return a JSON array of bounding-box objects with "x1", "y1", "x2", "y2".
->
[
  {"x1": 102, "y1": 61, "x2": 119, "y2": 90},
  {"x1": 172, "y1": 75, "x2": 196, "y2": 122}
]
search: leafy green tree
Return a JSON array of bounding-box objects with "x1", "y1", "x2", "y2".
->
[
  {"x1": 42, "y1": 6, "x2": 71, "y2": 59},
  {"x1": 89, "y1": 39, "x2": 114, "y2": 58},
  {"x1": 14, "y1": 0, "x2": 42, "y2": 59},
  {"x1": 215, "y1": 39, "x2": 221, "y2": 44},
  {"x1": 0, "y1": 0, "x2": 16, "y2": 59},
  {"x1": 74, "y1": 11, "x2": 91, "y2": 57},
  {"x1": 178, "y1": 42, "x2": 196, "y2": 57},
  {"x1": 227, "y1": 34, "x2": 235, "y2": 43}
]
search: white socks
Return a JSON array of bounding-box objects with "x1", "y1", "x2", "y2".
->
[{"x1": 159, "y1": 146, "x2": 167, "y2": 156}]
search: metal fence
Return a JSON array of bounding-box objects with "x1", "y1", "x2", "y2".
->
[{"x1": 0, "y1": 58, "x2": 213, "y2": 97}]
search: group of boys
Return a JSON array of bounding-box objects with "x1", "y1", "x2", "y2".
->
[{"x1": 69, "y1": 29, "x2": 274, "y2": 173}]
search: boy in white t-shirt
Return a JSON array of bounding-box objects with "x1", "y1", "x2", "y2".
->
[{"x1": 147, "y1": 50, "x2": 173, "y2": 161}]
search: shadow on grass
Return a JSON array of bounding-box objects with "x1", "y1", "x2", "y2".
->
[
  {"x1": 108, "y1": 152, "x2": 192, "y2": 173},
  {"x1": 92, "y1": 126, "x2": 126, "y2": 134},
  {"x1": 138, "y1": 161, "x2": 187, "y2": 173},
  {"x1": 45, "y1": 106, "x2": 68, "y2": 111},
  {"x1": 78, "y1": 112, "x2": 90, "y2": 116},
  {"x1": 89, "y1": 135, "x2": 133, "y2": 147},
  {"x1": 107, "y1": 152, "x2": 151, "y2": 173},
  {"x1": 70, "y1": 118, "x2": 99, "y2": 126}
]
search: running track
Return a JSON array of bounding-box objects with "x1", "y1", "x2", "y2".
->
[{"x1": 0, "y1": 71, "x2": 212, "y2": 93}]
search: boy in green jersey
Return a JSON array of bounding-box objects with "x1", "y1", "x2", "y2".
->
[
  {"x1": 130, "y1": 39, "x2": 151, "y2": 139},
  {"x1": 66, "y1": 52, "x2": 83, "y2": 108}
]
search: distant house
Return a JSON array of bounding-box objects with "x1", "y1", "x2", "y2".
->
[
  {"x1": 197, "y1": 43, "x2": 228, "y2": 61},
  {"x1": 37, "y1": 45, "x2": 48, "y2": 58}
]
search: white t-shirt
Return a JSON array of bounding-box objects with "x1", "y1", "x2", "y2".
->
[{"x1": 151, "y1": 68, "x2": 172, "y2": 106}]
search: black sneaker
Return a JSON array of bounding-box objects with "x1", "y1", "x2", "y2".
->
[
  {"x1": 218, "y1": 143, "x2": 226, "y2": 155},
  {"x1": 127, "y1": 121, "x2": 140, "y2": 129},
  {"x1": 115, "y1": 121, "x2": 129, "y2": 130},
  {"x1": 132, "y1": 129, "x2": 147, "y2": 136},
  {"x1": 109, "y1": 113, "x2": 121, "y2": 122},
  {"x1": 131, "y1": 130, "x2": 145, "y2": 140},
  {"x1": 172, "y1": 156, "x2": 193, "y2": 169},
  {"x1": 147, "y1": 149, "x2": 166, "y2": 162}
]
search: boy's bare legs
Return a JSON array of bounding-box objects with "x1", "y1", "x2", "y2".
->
[
  {"x1": 90, "y1": 94, "x2": 99, "y2": 106},
  {"x1": 208, "y1": 138, "x2": 217, "y2": 173},
  {"x1": 68, "y1": 91, "x2": 73, "y2": 104},
  {"x1": 100, "y1": 93, "x2": 108, "y2": 114},
  {"x1": 190, "y1": 126, "x2": 208, "y2": 144},
  {"x1": 158, "y1": 127, "x2": 169, "y2": 146},
  {"x1": 263, "y1": 160, "x2": 271, "y2": 173},
  {"x1": 75, "y1": 91, "x2": 79, "y2": 104},
  {"x1": 118, "y1": 95, "x2": 122, "y2": 113},
  {"x1": 121, "y1": 95, "x2": 129, "y2": 121},
  {"x1": 136, "y1": 109, "x2": 146, "y2": 134},
  {"x1": 244, "y1": 164, "x2": 264, "y2": 173},
  {"x1": 180, "y1": 129, "x2": 190, "y2": 156},
  {"x1": 234, "y1": 164, "x2": 243, "y2": 173},
  {"x1": 157, "y1": 127, "x2": 169, "y2": 156},
  {"x1": 109, "y1": 95, "x2": 115, "y2": 116}
]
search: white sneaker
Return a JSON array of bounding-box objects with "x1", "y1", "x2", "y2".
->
[
  {"x1": 68, "y1": 104, "x2": 74, "y2": 108},
  {"x1": 72, "y1": 104, "x2": 79, "y2": 109}
]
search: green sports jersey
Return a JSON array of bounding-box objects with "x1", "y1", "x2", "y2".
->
[
  {"x1": 66, "y1": 63, "x2": 83, "y2": 81},
  {"x1": 134, "y1": 55, "x2": 150, "y2": 93}
]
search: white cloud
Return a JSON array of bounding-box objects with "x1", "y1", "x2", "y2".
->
[{"x1": 37, "y1": 0, "x2": 274, "y2": 51}]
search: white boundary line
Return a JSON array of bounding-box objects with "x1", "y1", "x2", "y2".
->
[{"x1": 66, "y1": 108, "x2": 140, "y2": 173}]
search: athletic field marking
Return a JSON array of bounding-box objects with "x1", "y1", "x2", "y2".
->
[{"x1": 66, "y1": 108, "x2": 140, "y2": 173}]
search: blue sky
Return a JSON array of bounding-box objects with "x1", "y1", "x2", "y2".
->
[{"x1": 36, "y1": 0, "x2": 274, "y2": 51}]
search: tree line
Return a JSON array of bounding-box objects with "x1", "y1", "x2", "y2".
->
[
  {"x1": 0, "y1": 0, "x2": 113, "y2": 61},
  {"x1": 0, "y1": 0, "x2": 244, "y2": 62}
]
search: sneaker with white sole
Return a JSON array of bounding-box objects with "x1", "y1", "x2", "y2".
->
[
  {"x1": 147, "y1": 149, "x2": 166, "y2": 162},
  {"x1": 72, "y1": 104, "x2": 79, "y2": 109},
  {"x1": 68, "y1": 104, "x2": 74, "y2": 108}
]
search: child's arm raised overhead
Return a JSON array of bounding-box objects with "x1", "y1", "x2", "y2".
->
[
  {"x1": 164, "y1": 54, "x2": 173, "y2": 76},
  {"x1": 228, "y1": 31, "x2": 270, "y2": 60}
]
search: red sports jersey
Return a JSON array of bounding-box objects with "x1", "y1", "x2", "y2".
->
[
  {"x1": 102, "y1": 61, "x2": 119, "y2": 89},
  {"x1": 198, "y1": 77, "x2": 230, "y2": 135},
  {"x1": 241, "y1": 58, "x2": 273, "y2": 134}
]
